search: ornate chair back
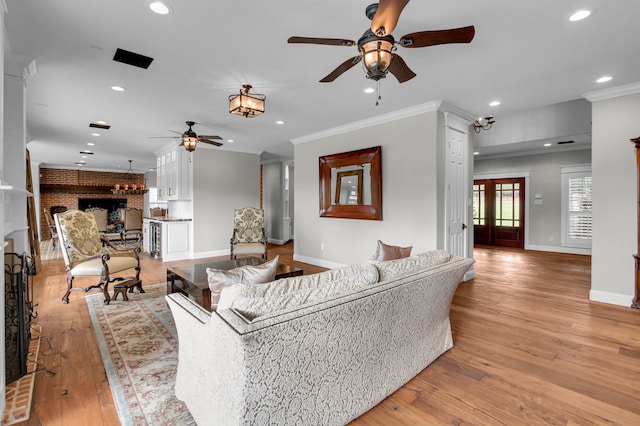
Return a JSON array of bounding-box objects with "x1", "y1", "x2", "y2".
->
[
  {"x1": 230, "y1": 207, "x2": 267, "y2": 259},
  {"x1": 85, "y1": 207, "x2": 109, "y2": 233},
  {"x1": 54, "y1": 210, "x2": 103, "y2": 268}
]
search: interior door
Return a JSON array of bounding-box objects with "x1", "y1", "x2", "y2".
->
[
  {"x1": 444, "y1": 115, "x2": 469, "y2": 258},
  {"x1": 473, "y1": 178, "x2": 525, "y2": 248}
]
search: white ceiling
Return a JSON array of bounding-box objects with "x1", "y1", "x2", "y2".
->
[{"x1": 5, "y1": 0, "x2": 640, "y2": 173}]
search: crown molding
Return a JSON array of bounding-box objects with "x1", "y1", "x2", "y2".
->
[
  {"x1": 583, "y1": 81, "x2": 640, "y2": 102},
  {"x1": 291, "y1": 101, "x2": 445, "y2": 145}
]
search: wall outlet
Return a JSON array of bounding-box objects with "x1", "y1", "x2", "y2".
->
[{"x1": 320, "y1": 243, "x2": 325, "y2": 251}]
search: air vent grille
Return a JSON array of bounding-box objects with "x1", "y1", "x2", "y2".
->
[
  {"x1": 556, "y1": 140, "x2": 575, "y2": 145},
  {"x1": 113, "y1": 48, "x2": 154, "y2": 69},
  {"x1": 90, "y1": 123, "x2": 111, "y2": 130}
]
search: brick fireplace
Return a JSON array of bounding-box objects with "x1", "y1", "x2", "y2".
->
[{"x1": 40, "y1": 168, "x2": 144, "y2": 240}]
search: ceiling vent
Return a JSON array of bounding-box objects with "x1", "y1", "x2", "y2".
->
[
  {"x1": 556, "y1": 140, "x2": 575, "y2": 145},
  {"x1": 113, "y1": 48, "x2": 154, "y2": 69},
  {"x1": 90, "y1": 122, "x2": 111, "y2": 130}
]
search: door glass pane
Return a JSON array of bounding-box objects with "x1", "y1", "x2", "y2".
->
[
  {"x1": 473, "y1": 184, "x2": 485, "y2": 225},
  {"x1": 495, "y1": 183, "x2": 520, "y2": 228}
]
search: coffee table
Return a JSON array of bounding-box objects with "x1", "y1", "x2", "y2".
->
[{"x1": 166, "y1": 257, "x2": 303, "y2": 311}]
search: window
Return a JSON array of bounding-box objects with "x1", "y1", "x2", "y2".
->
[
  {"x1": 473, "y1": 183, "x2": 485, "y2": 225},
  {"x1": 561, "y1": 165, "x2": 592, "y2": 248}
]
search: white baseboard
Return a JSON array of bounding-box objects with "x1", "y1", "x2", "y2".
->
[
  {"x1": 293, "y1": 254, "x2": 346, "y2": 269},
  {"x1": 268, "y1": 238, "x2": 286, "y2": 245},
  {"x1": 589, "y1": 289, "x2": 634, "y2": 308},
  {"x1": 525, "y1": 244, "x2": 592, "y2": 255}
]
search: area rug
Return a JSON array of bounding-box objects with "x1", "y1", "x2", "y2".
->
[
  {"x1": 2, "y1": 325, "x2": 42, "y2": 425},
  {"x1": 85, "y1": 283, "x2": 195, "y2": 425}
]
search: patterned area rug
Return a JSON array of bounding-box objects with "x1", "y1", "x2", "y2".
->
[
  {"x1": 2, "y1": 325, "x2": 41, "y2": 425},
  {"x1": 85, "y1": 284, "x2": 195, "y2": 425}
]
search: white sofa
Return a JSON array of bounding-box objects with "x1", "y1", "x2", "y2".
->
[{"x1": 166, "y1": 251, "x2": 474, "y2": 425}]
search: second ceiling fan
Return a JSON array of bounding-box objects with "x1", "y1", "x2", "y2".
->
[
  {"x1": 154, "y1": 121, "x2": 224, "y2": 152},
  {"x1": 288, "y1": 0, "x2": 475, "y2": 83}
]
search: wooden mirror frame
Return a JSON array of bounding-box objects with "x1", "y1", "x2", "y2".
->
[{"x1": 319, "y1": 146, "x2": 382, "y2": 220}]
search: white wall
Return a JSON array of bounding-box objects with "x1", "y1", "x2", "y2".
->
[
  {"x1": 262, "y1": 162, "x2": 283, "y2": 242},
  {"x1": 588, "y1": 90, "x2": 640, "y2": 306},
  {"x1": 293, "y1": 105, "x2": 448, "y2": 267},
  {"x1": 191, "y1": 149, "x2": 260, "y2": 257},
  {"x1": 474, "y1": 149, "x2": 592, "y2": 252},
  {"x1": 475, "y1": 99, "x2": 592, "y2": 149}
]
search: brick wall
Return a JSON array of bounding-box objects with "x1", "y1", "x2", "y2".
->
[{"x1": 40, "y1": 168, "x2": 144, "y2": 240}]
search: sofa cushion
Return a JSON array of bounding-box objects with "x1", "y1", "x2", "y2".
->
[
  {"x1": 371, "y1": 249, "x2": 451, "y2": 282},
  {"x1": 207, "y1": 256, "x2": 279, "y2": 311},
  {"x1": 371, "y1": 240, "x2": 412, "y2": 261},
  {"x1": 217, "y1": 263, "x2": 379, "y2": 318}
]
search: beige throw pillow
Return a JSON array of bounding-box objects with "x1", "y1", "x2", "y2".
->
[
  {"x1": 207, "y1": 256, "x2": 279, "y2": 311},
  {"x1": 372, "y1": 240, "x2": 412, "y2": 261}
]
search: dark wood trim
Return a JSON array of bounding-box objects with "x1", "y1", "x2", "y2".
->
[
  {"x1": 319, "y1": 146, "x2": 382, "y2": 220},
  {"x1": 41, "y1": 184, "x2": 119, "y2": 194},
  {"x1": 631, "y1": 136, "x2": 640, "y2": 309}
]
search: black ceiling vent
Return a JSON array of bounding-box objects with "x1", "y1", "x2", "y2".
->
[
  {"x1": 556, "y1": 140, "x2": 575, "y2": 145},
  {"x1": 90, "y1": 122, "x2": 111, "y2": 130},
  {"x1": 113, "y1": 48, "x2": 154, "y2": 69}
]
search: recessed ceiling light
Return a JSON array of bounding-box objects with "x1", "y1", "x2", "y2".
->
[
  {"x1": 364, "y1": 87, "x2": 375, "y2": 94},
  {"x1": 276, "y1": 120, "x2": 285, "y2": 125},
  {"x1": 96, "y1": 120, "x2": 107, "y2": 125},
  {"x1": 544, "y1": 143, "x2": 552, "y2": 147},
  {"x1": 111, "y1": 85, "x2": 126, "y2": 92},
  {"x1": 596, "y1": 75, "x2": 612, "y2": 83},
  {"x1": 75, "y1": 162, "x2": 86, "y2": 166},
  {"x1": 227, "y1": 139, "x2": 234, "y2": 143},
  {"x1": 87, "y1": 142, "x2": 95, "y2": 146},
  {"x1": 473, "y1": 152, "x2": 480, "y2": 156},
  {"x1": 148, "y1": 1, "x2": 173, "y2": 15},
  {"x1": 91, "y1": 133, "x2": 100, "y2": 137},
  {"x1": 489, "y1": 101, "x2": 501, "y2": 107},
  {"x1": 81, "y1": 156, "x2": 87, "y2": 159},
  {"x1": 569, "y1": 9, "x2": 592, "y2": 22}
]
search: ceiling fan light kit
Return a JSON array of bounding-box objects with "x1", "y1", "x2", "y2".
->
[
  {"x1": 359, "y1": 33, "x2": 395, "y2": 81},
  {"x1": 229, "y1": 84, "x2": 266, "y2": 118}
]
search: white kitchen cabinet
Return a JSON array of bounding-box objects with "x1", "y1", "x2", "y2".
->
[
  {"x1": 156, "y1": 146, "x2": 191, "y2": 201},
  {"x1": 144, "y1": 218, "x2": 191, "y2": 261}
]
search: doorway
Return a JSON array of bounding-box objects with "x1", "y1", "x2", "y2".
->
[{"x1": 473, "y1": 178, "x2": 525, "y2": 248}]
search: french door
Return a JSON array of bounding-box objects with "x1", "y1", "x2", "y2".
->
[{"x1": 473, "y1": 178, "x2": 525, "y2": 248}]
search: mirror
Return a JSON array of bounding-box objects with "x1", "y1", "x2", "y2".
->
[{"x1": 319, "y1": 146, "x2": 382, "y2": 220}]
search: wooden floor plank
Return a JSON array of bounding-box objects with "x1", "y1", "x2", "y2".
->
[{"x1": 19, "y1": 243, "x2": 640, "y2": 425}]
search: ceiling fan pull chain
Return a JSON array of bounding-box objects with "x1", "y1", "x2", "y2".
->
[{"x1": 375, "y1": 80, "x2": 382, "y2": 106}]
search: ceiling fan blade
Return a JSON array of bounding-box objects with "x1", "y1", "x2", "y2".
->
[
  {"x1": 399, "y1": 26, "x2": 475, "y2": 48},
  {"x1": 370, "y1": 0, "x2": 410, "y2": 36},
  {"x1": 320, "y1": 56, "x2": 362, "y2": 83},
  {"x1": 388, "y1": 54, "x2": 416, "y2": 83},
  {"x1": 288, "y1": 36, "x2": 355, "y2": 47},
  {"x1": 198, "y1": 135, "x2": 223, "y2": 140},
  {"x1": 199, "y1": 139, "x2": 224, "y2": 147}
]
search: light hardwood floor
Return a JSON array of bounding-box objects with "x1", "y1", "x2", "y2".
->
[{"x1": 17, "y1": 243, "x2": 640, "y2": 425}]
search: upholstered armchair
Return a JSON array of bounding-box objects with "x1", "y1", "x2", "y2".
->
[
  {"x1": 86, "y1": 207, "x2": 109, "y2": 239},
  {"x1": 121, "y1": 208, "x2": 143, "y2": 242},
  {"x1": 54, "y1": 210, "x2": 141, "y2": 304},
  {"x1": 230, "y1": 207, "x2": 267, "y2": 260},
  {"x1": 43, "y1": 209, "x2": 58, "y2": 249}
]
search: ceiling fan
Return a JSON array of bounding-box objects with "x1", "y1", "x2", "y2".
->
[
  {"x1": 287, "y1": 0, "x2": 475, "y2": 84},
  {"x1": 153, "y1": 121, "x2": 223, "y2": 152}
]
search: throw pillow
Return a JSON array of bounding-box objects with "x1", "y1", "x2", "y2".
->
[
  {"x1": 371, "y1": 240, "x2": 412, "y2": 261},
  {"x1": 207, "y1": 256, "x2": 279, "y2": 311}
]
